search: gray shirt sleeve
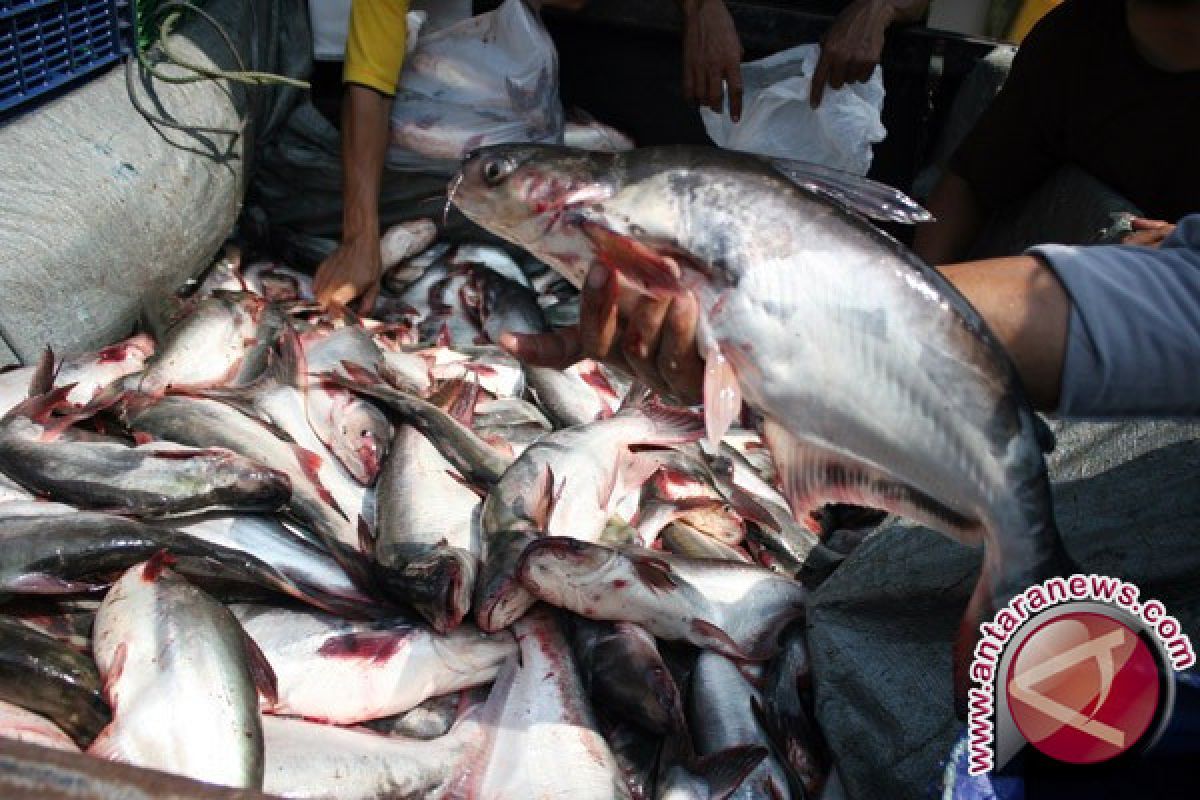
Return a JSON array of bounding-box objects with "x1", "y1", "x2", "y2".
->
[{"x1": 1028, "y1": 214, "x2": 1200, "y2": 418}]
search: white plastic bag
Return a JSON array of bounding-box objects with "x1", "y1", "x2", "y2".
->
[
  {"x1": 701, "y1": 44, "x2": 886, "y2": 176},
  {"x1": 387, "y1": 0, "x2": 563, "y2": 169}
]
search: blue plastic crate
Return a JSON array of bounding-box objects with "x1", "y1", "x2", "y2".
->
[{"x1": 0, "y1": 0, "x2": 135, "y2": 119}]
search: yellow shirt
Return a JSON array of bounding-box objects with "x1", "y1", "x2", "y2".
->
[{"x1": 343, "y1": 0, "x2": 410, "y2": 95}]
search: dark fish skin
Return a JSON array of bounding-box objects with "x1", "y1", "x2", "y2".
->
[
  {"x1": 759, "y1": 623, "x2": 828, "y2": 798},
  {"x1": 0, "y1": 614, "x2": 109, "y2": 748},
  {"x1": 0, "y1": 510, "x2": 371, "y2": 617},
  {"x1": 0, "y1": 431, "x2": 292, "y2": 517},
  {"x1": 572, "y1": 618, "x2": 684, "y2": 735},
  {"x1": 598, "y1": 712, "x2": 662, "y2": 800}
]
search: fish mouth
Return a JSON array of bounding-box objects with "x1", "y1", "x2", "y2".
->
[
  {"x1": 350, "y1": 436, "x2": 384, "y2": 485},
  {"x1": 380, "y1": 548, "x2": 478, "y2": 634}
]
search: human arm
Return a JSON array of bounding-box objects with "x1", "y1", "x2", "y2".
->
[
  {"x1": 809, "y1": 0, "x2": 928, "y2": 109},
  {"x1": 939, "y1": 255, "x2": 1068, "y2": 410},
  {"x1": 314, "y1": 0, "x2": 409, "y2": 312},
  {"x1": 314, "y1": 85, "x2": 392, "y2": 312},
  {"x1": 911, "y1": 170, "x2": 983, "y2": 265},
  {"x1": 678, "y1": 0, "x2": 744, "y2": 121}
]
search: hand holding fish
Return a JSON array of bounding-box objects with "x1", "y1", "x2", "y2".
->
[
  {"x1": 314, "y1": 237, "x2": 383, "y2": 314},
  {"x1": 500, "y1": 262, "x2": 706, "y2": 404}
]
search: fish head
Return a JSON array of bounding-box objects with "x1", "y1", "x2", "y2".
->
[
  {"x1": 258, "y1": 271, "x2": 302, "y2": 304},
  {"x1": 451, "y1": 145, "x2": 618, "y2": 287},
  {"x1": 330, "y1": 396, "x2": 392, "y2": 484},
  {"x1": 93, "y1": 334, "x2": 156, "y2": 366},
  {"x1": 210, "y1": 453, "x2": 293, "y2": 510},
  {"x1": 517, "y1": 537, "x2": 623, "y2": 599}
]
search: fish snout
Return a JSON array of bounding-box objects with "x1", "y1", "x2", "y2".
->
[
  {"x1": 519, "y1": 537, "x2": 606, "y2": 583},
  {"x1": 241, "y1": 466, "x2": 293, "y2": 508}
]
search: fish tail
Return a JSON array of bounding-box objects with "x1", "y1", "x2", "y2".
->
[{"x1": 954, "y1": 485, "x2": 1067, "y2": 716}]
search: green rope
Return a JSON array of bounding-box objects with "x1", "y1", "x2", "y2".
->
[{"x1": 137, "y1": 1, "x2": 310, "y2": 89}]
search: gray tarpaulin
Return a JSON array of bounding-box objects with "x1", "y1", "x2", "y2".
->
[
  {"x1": 0, "y1": 336, "x2": 16, "y2": 370},
  {"x1": 810, "y1": 419, "x2": 1200, "y2": 799},
  {"x1": 0, "y1": 0, "x2": 310, "y2": 365},
  {"x1": 247, "y1": 101, "x2": 493, "y2": 270}
]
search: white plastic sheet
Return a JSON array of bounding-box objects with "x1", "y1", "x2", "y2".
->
[
  {"x1": 387, "y1": 0, "x2": 563, "y2": 168},
  {"x1": 701, "y1": 44, "x2": 886, "y2": 176}
]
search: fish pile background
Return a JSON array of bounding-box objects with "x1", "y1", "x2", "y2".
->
[{"x1": 0, "y1": 219, "x2": 852, "y2": 799}]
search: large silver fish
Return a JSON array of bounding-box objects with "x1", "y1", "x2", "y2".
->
[
  {"x1": 450, "y1": 144, "x2": 1065, "y2": 696},
  {"x1": 297, "y1": 325, "x2": 394, "y2": 485},
  {"x1": 0, "y1": 388, "x2": 291, "y2": 517},
  {"x1": 137, "y1": 290, "x2": 268, "y2": 393},
  {"x1": 689, "y1": 652, "x2": 795, "y2": 800},
  {"x1": 453, "y1": 606, "x2": 631, "y2": 800},
  {"x1": 199, "y1": 328, "x2": 377, "y2": 536},
  {"x1": 475, "y1": 403, "x2": 702, "y2": 633},
  {"x1": 89, "y1": 556, "x2": 273, "y2": 789},
  {"x1": 262, "y1": 705, "x2": 486, "y2": 800},
  {"x1": 231, "y1": 604, "x2": 513, "y2": 725},
  {"x1": 165, "y1": 512, "x2": 376, "y2": 616},
  {"x1": 0, "y1": 505, "x2": 359, "y2": 612},
  {"x1": 519, "y1": 538, "x2": 806, "y2": 661},
  {"x1": 0, "y1": 335, "x2": 154, "y2": 418},
  {"x1": 322, "y1": 361, "x2": 512, "y2": 490},
  {"x1": 375, "y1": 423, "x2": 482, "y2": 632}
]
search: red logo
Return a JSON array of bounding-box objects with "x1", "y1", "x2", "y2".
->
[{"x1": 1006, "y1": 612, "x2": 1161, "y2": 764}]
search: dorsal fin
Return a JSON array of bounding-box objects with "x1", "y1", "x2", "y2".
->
[
  {"x1": 767, "y1": 156, "x2": 932, "y2": 224},
  {"x1": 29, "y1": 347, "x2": 57, "y2": 397}
]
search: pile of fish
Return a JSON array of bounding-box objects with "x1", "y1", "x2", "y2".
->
[{"x1": 0, "y1": 219, "x2": 842, "y2": 798}]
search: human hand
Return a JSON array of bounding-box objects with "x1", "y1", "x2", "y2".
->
[
  {"x1": 314, "y1": 236, "x2": 383, "y2": 313},
  {"x1": 810, "y1": 0, "x2": 896, "y2": 109},
  {"x1": 1122, "y1": 217, "x2": 1176, "y2": 248},
  {"x1": 500, "y1": 263, "x2": 705, "y2": 403},
  {"x1": 681, "y1": 0, "x2": 744, "y2": 122}
]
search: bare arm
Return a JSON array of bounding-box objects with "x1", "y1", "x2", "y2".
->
[
  {"x1": 912, "y1": 171, "x2": 983, "y2": 266},
  {"x1": 313, "y1": 84, "x2": 392, "y2": 312},
  {"x1": 938, "y1": 256, "x2": 1069, "y2": 410}
]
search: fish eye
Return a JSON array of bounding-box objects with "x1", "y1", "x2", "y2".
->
[{"x1": 481, "y1": 157, "x2": 515, "y2": 186}]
